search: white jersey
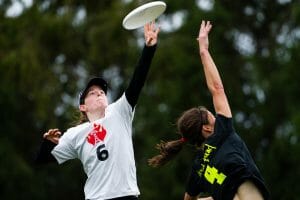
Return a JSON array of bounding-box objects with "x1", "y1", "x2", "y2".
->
[{"x1": 51, "y1": 94, "x2": 139, "y2": 200}]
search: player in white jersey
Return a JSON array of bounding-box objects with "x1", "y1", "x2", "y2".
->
[{"x1": 35, "y1": 22, "x2": 160, "y2": 200}]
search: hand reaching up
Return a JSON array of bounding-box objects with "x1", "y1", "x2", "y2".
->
[
  {"x1": 144, "y1": 21, "x2": 160, "y2": 46},
  {"x1": 197, "y1": 20, "x2": 212, "y2": 53}
]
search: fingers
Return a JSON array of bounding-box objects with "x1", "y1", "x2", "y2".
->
[
  {"x1": 201, "y1": 20, "x2": 212, "y2": 32},
  {"x1": 197, "y1": 20, "x2": 212, "y2": 41},
  {"x1": 43, "y1": 129, "x2": 61, "y2": 144},
  {"x1": 145, "y1": 21, "x2": 155, "y2": 30},
  {"x1": 43, "y1": 128, "x2": 61, "y2": 139},
  {"x1": 144, "y1": 20, "x2": 155, "y2": 32},
  {"x1": 206, "y1": 21, "x2": 212, "y2": 32},
  {"x1": 200, "y1": 20, "x2": 205, "y2": 31},
  {"x1": 144, "y1": 22, "x2": 150, "y2": 32},
  {"x1": 144, "y1": 20, "x2": 160, "y2": 46},
  {"x1": 48, "y1": 129, "x2": 61, "y2": 136},
  {"x1": 144, "y1": 20, "x2": 160, "y2": 33},
  {"x1": 150, "y1": 20, "x2": 156, "y2": 31}
]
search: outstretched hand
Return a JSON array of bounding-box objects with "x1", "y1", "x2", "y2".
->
[
  {"x1": 197, "y1": 20, "x2": 212, "y2": 52},
  {"x1": 144, "y1": 21, "x2": 160, "y2": 46},
  {"x1": 43, "y1": 128, "x2": 61, "y2": 144}
]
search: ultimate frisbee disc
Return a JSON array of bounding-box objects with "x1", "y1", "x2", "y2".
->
[{"x1": 122, "y1": 1, "x2": 166, "y2": 30}]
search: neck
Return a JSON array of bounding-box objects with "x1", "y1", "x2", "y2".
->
[{"x1": 87, "y1": 111, "x2": 105, "y2": 122}]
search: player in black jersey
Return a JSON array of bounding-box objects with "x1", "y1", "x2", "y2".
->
[{"x1": 148, "y1": 21, "x2": 269, "y2": 200}]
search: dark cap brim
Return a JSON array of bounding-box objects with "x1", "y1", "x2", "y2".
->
[{"x1": 79, "y1": 77, "x2": 108, "y2": 105}]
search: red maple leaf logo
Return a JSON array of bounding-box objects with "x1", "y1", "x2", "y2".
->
[{"x1": 86, "y1": 124, "x2": 107, "y2": 145}]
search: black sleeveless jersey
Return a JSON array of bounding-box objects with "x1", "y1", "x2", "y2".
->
[{"x1": 185, "y1": 114, "x2": 269, "y2": 200}]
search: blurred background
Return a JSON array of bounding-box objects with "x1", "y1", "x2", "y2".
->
[{"x1": 0, "y1": 0, "x2": 299, "y2": 199}]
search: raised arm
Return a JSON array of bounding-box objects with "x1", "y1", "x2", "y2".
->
[
  {"x1": 125, "y1": 21, "x2": 160, "y2": 109},
  {"x1": 197, "y1": 21, "x2": 231, "y2": 117}
]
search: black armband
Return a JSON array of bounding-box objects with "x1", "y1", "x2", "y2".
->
[
  {"x1": 125, "y1": 44, "x2": 157, "y2": 109},
  {"x1": 35, "y1": 139, "x2": 57, "y2": 164}
]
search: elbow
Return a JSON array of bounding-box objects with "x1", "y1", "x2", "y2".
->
[
  {"x1": 200, "y1": 49, "x2": 209, "y2": 57},
  {"x1": 209, "y1": 82, "x2": 225, "y2": 95}
]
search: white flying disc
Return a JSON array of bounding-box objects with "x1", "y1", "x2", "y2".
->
[{"x1": 122, "y1": 1, "x2": 166, "y2": 30}]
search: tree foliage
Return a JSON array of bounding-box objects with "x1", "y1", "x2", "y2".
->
[{"x1": 0, "y1": 0, "x2": 299, "y2": 199}]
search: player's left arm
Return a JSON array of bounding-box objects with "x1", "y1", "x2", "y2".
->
[
  {"x1": 125, "y1": 21, "x2": 160, "y2": 109},
  {"x1": 35, "y1": 129, "x2": 61, "y2": 164},
  {"x1": 198, "y1": 21, "x2": 231, "y2": 118}
]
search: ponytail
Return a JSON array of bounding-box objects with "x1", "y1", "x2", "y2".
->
[
  {"x1": 148, "y1": 138, "x2": 186, "y2": 167},
  {"x1": 71, "y1": 110, "x2": 88, "y2": 126},
  {"x1": 148, "y1": 106, "x2": 208, "y2": 167}
]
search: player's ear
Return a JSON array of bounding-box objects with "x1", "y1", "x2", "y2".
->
[
  {"x1": 79, "y1": 104, "x2": 86, "y2": 112},
  {"x1": 201, "y1": 125, "x2": 213, "y2": 139},
  {"x1": 202, "y1": 125, "x2": 213, "y2": 132}
]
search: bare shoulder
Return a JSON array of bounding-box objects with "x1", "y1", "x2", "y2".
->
[{"x1": 235, "y1": 180, "x2": 264, "y2": 200}]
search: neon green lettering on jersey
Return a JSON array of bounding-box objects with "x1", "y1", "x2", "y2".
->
[{"x1": 204, "y1": 165, "x2": 227, "y2": 185}]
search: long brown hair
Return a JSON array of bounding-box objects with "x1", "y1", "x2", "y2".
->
[
  {"x1": 77, "y1": 111, "x2": 88, "y2": 124},
  {"x1": 70, "y1": 110, "x2": 89, "y2": 126},
  {"x1": 148, "y1": 106, "x2": 209, "y2": 167}
]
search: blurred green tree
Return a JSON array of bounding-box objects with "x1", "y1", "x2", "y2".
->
[{"x1": 0, "y1": 0, "x2": 299, "y2": 199}]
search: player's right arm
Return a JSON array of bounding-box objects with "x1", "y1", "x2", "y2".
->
[
  {"x1": 197, "y1": 21, "x2": 231, "y2": 118},
  {"x1": 125, "y1": 22, "x2": 159, "y2": 110},
  {"x1": 35, "y1": 129, "x2": 61, "y2": 164}
]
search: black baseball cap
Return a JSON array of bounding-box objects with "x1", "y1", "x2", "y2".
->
[{"x1": 79, "y1": 77, "x2": 108, "y2": 105}]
